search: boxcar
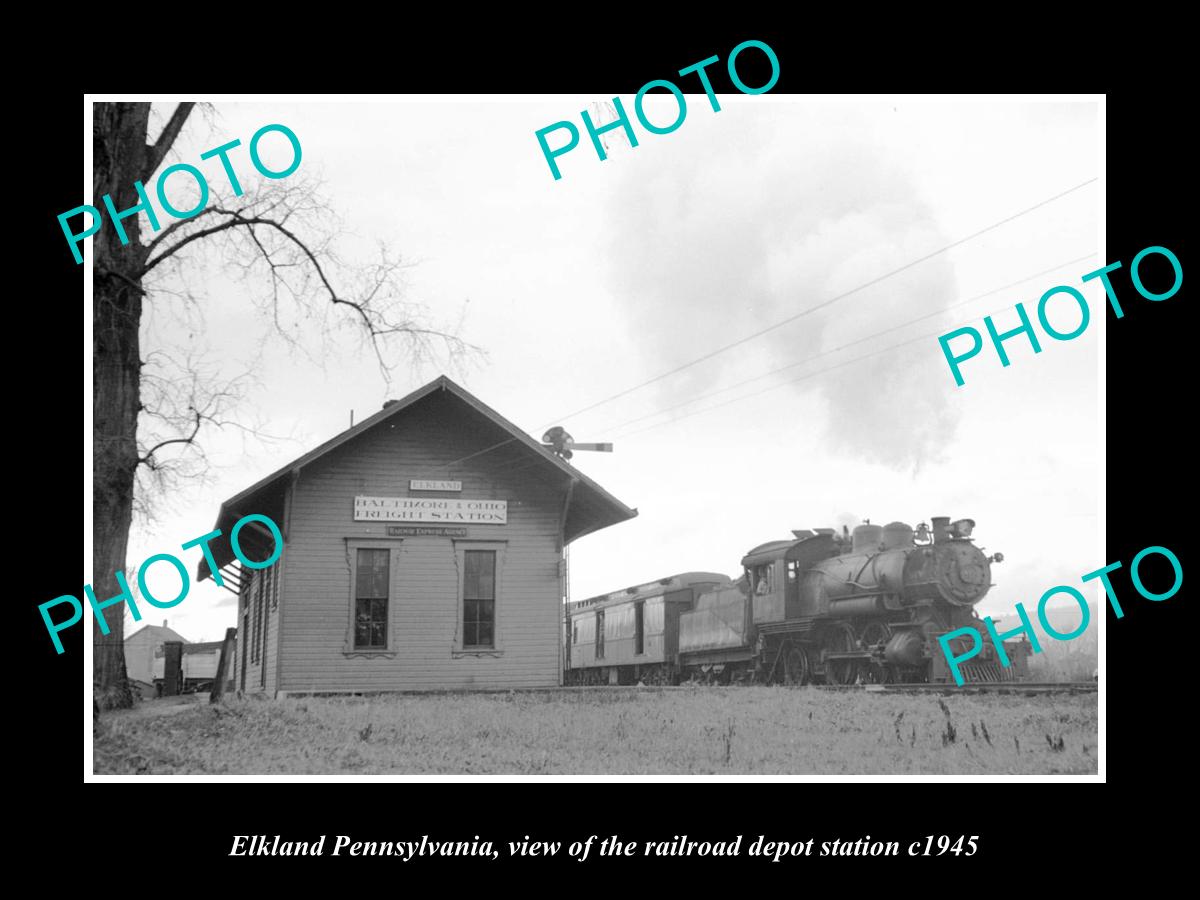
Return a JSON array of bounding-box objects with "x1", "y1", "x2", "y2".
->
[{"x1": 564, "y1": 572, "x2": 732, "y2": 685}]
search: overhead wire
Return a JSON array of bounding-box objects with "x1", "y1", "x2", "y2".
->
[
  {"x1": 426, "y1": 180, "x2": 1098, "y2": 471},
  {"x1": 538, "y1": 176, "x2": 1098, "y2": 429},
  {"x1": 596, "y1": 250, "x2": 1098, "y2": 436},
  {"x1": 611, "y1": 274, "x2": 1102, "y2": 441},
  {"x1": 439, "y1": 437, "x2": 521, "y2": 471},
  {"x1": 435, "y1": 248, "x2": 1099, "y2": 466}
]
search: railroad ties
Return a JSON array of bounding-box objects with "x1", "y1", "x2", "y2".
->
[
  {"x1": 551, "y1": 681, "x2": 1097, "y2": 695},
  {"x1": 823, "y1": 681, "x2": 1097, "y2": 696}
]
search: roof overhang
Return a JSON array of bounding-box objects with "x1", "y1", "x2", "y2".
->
[{"x1": 197, "y1": 376, "x2": 637, "y2": 582}]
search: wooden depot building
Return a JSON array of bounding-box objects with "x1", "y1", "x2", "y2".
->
[{"x1": 196, "y1": 376, "x2": 637, "y2": 695}]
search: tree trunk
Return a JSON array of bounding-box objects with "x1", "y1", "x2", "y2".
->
[{"x1": 92, "y1": 103, "x2": 151, "y2": 710}]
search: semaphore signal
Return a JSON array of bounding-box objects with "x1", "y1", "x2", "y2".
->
[{"x1": 541, "y1": 426, "x2": 612, "y2": 461}]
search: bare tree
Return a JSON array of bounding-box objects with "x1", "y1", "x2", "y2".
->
[{"x1": 92, "y1": 102, "x2": 475, "y2": 709}]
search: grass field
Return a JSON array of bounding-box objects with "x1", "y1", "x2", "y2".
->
[{"x1": 93, "y1": 686, "x2": 1097, "y2": 776}]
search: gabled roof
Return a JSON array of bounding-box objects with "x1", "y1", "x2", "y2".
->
[
  {"x1": 198, "y1": 375, "x2": 638, "y2": 581},
  {"x1": 125, "y1": 624, "x2": 188, "y2": 645},
  {"x1": 181, "y1": 641, "x2": 226, "y2": 655}
]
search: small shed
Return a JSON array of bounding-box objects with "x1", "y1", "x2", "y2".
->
[{"x1": 124, "y1": 622, "x2": 188, "y2": 685}]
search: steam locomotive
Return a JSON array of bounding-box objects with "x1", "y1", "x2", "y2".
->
[{"x1": 564, "y1": 516, "x2": 1030, "y2": 686}]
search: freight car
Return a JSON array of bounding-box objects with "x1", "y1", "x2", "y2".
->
[
  {"x1": 565, "y1": 516, "x2": 1030, "y2": 686},
  {"x1": 564, "y1": 572, "x2": 733, "y2": 685}
]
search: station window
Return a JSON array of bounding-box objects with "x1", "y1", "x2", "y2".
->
[
  {"x1": 595, "y1": 609, "x2": 605, "y2": 659},
  {"x1": 572, "y1": 622, "x2": 578, "y2": 645},
  {"x1": 354, "y1": 548, "x2": 390, "y2": 649},
  {"x1": 634, "y1": 601, "x2": 644, "y2": 655},
  {"x1": 452, "y1": 541, "x2": 506, "y2": 654},
  {"x1": 463, "y1": 550, "x2": 496, "y2": 648}
]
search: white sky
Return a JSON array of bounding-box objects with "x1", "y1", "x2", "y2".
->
[{"x1": 123, "y1": 97, "x2": 1100, "y2": 643}]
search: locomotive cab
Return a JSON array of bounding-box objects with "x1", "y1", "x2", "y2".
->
[{"x1": 741, "y1": 531, "x2": 839, "y2": 623}]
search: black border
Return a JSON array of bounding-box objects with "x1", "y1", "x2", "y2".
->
[{"x1": 30, "y1": 25, "x2": 1188, "y2": 879}]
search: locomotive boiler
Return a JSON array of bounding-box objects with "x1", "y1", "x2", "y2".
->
[{"x1": 564, "y1": 516, "x2": 1030, "y2": 686}]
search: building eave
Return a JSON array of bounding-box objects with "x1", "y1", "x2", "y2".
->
[{"x1": 197, "y1": 376, "x2": 637, "y2": 580}]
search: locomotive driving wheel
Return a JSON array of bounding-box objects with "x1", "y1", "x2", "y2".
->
[
  {"x1": 783, "y1": 644, "x2": 810, "y2": 685},
  {"x1": 822, "y1": 623, "x2": 860, "y2": 685}
]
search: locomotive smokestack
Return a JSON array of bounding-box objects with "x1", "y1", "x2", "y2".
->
[{"x1": 931, "y1": 516, "x2": 951, "y2": 544}]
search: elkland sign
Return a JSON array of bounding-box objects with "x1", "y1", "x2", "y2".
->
[
  {"x1": 354, "y1": 496, "x2": 508, "y2": 524},
  {"x1": 410, "y1": 480, "x2": 461, "y2": 491}
]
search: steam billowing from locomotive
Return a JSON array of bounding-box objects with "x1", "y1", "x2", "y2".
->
[
  {"x1": 602, "y1": 107, "x2": 962, "y2": 471},
  {"x1": 565, "y1": 515, "x2": 1029, "y2": 686}
]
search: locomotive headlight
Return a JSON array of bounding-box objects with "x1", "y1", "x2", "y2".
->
[{"x1": 950, "y1": 518, "x2": 975, "y2": 539}]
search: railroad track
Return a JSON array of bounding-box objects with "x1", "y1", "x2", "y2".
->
[
  {"x1": 816, "y1": 681, "x2": 1097, "y2": 695},
  {"x1": 550, "y1": 681, "x2": 1098, "y2": 695},
  {"x1": 307, "y1": 681, "x2": 1098, "y2": 698}
]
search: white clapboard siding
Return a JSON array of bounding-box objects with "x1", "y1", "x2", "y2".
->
[{"x1": 277, "y1": 397, "x2": 568, "y2": 692}]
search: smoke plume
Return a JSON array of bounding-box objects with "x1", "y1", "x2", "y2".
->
[{"x1": 602, "y1": 103, "x2": 961, "y2": 471}]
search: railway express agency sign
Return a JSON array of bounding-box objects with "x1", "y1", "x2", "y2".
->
[{"x1": 354, "y1": 495, "x2": 507, "y2": 524}]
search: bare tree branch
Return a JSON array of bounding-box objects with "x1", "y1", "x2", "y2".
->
[
  {"x1": 138, "y1": 408, "x2": 201, "y2": 468},
  {"x1": 131, "y1": 349, "x2": 294, "y2": 524},
  {"x1": 143, "y1": 102, "x2": 195, "y2": 181},
  {"x1": 140, "y1": 183, "x2": 483, "y2": 385},
  {"x1": 141, "y1": 207, "x2": 251, "y2": 273},
  {"x1": 97, "y1": 264, "x2": 146, "y2": 297},
  {"x1": 143, "y1": 205, "x2": 217, "y2": 259},
  {"x1": 95, "y1": 101, "x2": 484, "y2": 708}
]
